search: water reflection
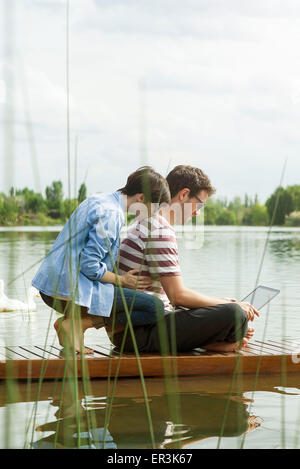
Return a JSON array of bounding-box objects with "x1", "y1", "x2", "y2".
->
[
  {"x1": 268, "y1": 236, "x2": 300, "y2": 259},
  {"x1": 1, "y1": 373, "x2": 299, "y2": 449},
  {"x1": 32, "y1": 391, "x2": 256, "y2": 449}
]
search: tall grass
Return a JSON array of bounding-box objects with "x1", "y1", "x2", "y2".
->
[{"x1": 1, "y1": 0, "x2": 298, "y2": 450}]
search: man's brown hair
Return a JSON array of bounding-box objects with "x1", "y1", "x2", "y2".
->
[
  {"x1": 166, "y1": 165, "x2": 216, "y2": 199},
  {"x1": 119, "y1": 166, "x2": 171, "y2": 204}
]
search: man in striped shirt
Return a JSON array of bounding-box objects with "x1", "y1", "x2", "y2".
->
[
  {"x1": 107, "y1": 165, "x2": 258, "y2": 354},
  {"x1": 118, "y1": 212, "x2": 181, "y2": 311}
]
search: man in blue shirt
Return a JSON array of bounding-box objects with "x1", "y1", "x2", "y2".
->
[{"x1": 32, "y1": 167, "x2": 170, "y2": 354}]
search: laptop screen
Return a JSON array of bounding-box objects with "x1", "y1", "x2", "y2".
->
[{"x1": 241, "y1": 285, "x2": 280, "y2": 311}]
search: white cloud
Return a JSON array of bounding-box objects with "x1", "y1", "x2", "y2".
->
[{"x1": 1, "y1": 0, "x2": 300, "y2": 202}]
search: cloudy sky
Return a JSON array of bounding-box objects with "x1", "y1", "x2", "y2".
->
[{"x1": 1, "y1": 0, "x2": 300, "y2": 202}]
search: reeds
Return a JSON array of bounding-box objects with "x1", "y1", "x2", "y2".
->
[{"x1": 1, "y1": 0, "x2": 298, "y2": 450}]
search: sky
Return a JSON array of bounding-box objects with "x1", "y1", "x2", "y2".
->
[{"x1": 1, "y1": 0, "x2": 300, "y2": 203}]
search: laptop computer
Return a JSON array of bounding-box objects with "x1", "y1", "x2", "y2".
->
[{"x1": 241, "y1": 285, "x2": 280, "y2": 311}]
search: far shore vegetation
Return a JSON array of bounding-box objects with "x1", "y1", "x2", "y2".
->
[{"x1": 0, "y1": 181, "x2": 300, "y2": 227}]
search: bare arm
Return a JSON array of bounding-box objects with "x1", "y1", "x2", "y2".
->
[
  {"x1": 160, "y1": 275, "x2": 259, "y2": 321},
  {"x1": 160, "y1": 275, "x2": 228, "y2": 309}
]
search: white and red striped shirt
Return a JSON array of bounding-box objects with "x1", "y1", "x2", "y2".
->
[{"x1": 118, "y1": 214, "x2": 181, "y2": 310}]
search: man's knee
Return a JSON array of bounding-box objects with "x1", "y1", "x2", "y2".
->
[
  {"x1": 153, "y1": 297, "x2": 165, "y2": 320},
  {"x1": 225, "y1": 303, "x2": 248, "y2": 333}
]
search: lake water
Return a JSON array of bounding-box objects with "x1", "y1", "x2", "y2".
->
[{"x1": 0, "y1": 226, "x2": 299, "y2": 449}]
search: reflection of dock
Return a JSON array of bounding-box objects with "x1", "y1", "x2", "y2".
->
[{"x1": 0, "y1": 339, "x2": 299, "y2": 380}]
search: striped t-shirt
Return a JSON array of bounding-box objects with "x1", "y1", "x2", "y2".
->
[{"x1": 118, "y1": 214, "x2": 181, "y2": 310}]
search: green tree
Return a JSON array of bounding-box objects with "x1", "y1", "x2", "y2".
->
[
  {"x1": 78, "y1": 183, "x2": 87, "y2": 204},
  {"x1": 285, "y1": 211, "x2": 300, "y2": 227},
  {"x1": 16, "y1": 188, "x2": 46, "y2": 213},
  {"x1": 286, "y1": 185, "x2": 300, "y2": 211},
  {"x1": 46, "y1": 181, "x2": 63, "y2": 217},
  {"x1": 243, "y1": 203, "x2": 269, "y2": 226},
  {"x1": 0, "y1": 196, "x2": 19, "y2": 224},
  {"x1": 204, "y1": 198, "x2": 224, "y2": 225},
  {"x1": 266, "y1": 186, "x2": 294, "y2": 225},
  {"x1": 63, "y1": 198, "x2": 78, "y2": 219},
  {"x1": 216, "y1": 209, "x2": 237, "y2": 225},
  {"x1": 228, "y1": 196, "x2": 244, "y2": 224}
]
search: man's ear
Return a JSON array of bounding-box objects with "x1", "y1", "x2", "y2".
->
[
  {"x1": 178, "y1": 188, "x2": 190, "y2": 201},
  {"x1": 136, "y1": 193, "x2": 145, "y2": 203}
]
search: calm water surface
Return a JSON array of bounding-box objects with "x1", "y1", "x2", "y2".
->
[{"x1": 0, "y1": 226, "x2": 299, "y2": 449}]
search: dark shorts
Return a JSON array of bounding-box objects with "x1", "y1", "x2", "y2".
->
[
  {"x1": 39, "y1": 292, "x2": 106, "y2": 328},
  {"x1": 110, "y1": 302, "x2": 248, "y2": 354},
  {"x1": 39, "y1": 286, "x2": 165, "y2": 329}
]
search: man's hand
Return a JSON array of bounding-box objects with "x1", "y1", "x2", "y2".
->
[
  {"x1": 237, "y1": 301, "x2": 260, "y2": 321},
  {"x1": 119, "y1": 269, "x2": 152, "y2": 291}
]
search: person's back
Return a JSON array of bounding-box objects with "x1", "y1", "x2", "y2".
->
[
  {"x1": 118, "y1": 213, "x2": 181, "y2": 311},
  {"x1": 32, "y1": 191, "x2": 124, "y2": 315}
]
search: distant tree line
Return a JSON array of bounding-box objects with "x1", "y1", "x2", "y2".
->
[
  {"x1": 0, "y1": 182, "x2": 300, "y2": 227},
  {"x1": 0, "y1": 181, "x2": 87, "y2": 226},
  {"x1": 203, "y1": 185, "x2": 300, "y2": 227}
]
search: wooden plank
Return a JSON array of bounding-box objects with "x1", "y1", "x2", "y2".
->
[
  {"x1": 19, "y1": 346, "x2": 50, "y2": 359},
  {"x1": 5, "y1": 347, "x2": 30, "y2": 360},
  {"x1": 91, "y1": 344, "x2": 121, "y2": 358},
  {"x1": 240, "y1": 343, "x2": 267, "y2": 355},
  {"x1": 192, "y1": 349, "x2": 226, "y2": 356},
  {"x1": 34, "y1": 345, "x2": 63, "y2": 359},
  {"x1": 3, "y1": 348, "x2": 21, "y2": 360},
  {"x1": 237, "y1": 348, "x2": 260, "y2": 356},
  {"x1": 0, "y1": 337, "x2": 300, "y2": 380},
  {"x1": 49, "y1": 344, "x2": 110, "y2": 359},
  {"x1": 0, "y1": 350, "x2": 300, "y2": 380},
  {"x1": 252, "y1": 340, "x2": 288, "y2": 353},
  {"x1": 247, "y1": 342, "x2": 281, "y2": 356},
  {"x1": 255, "y1": 340, "x2": 299, "y2": 354},
  {"x1": 282, "y1": 338, "x2": 300, "y2": 345},
  {"x1": 95, "y1": 344, "x2": 121, "y2": 356},
  {"x1": 0, "y1": 349, "x2": 8, "y2": 361},
  {"x1": 262, "y1": 339, "x2": 298, "y2": 350},
  {"x1": 267, "y1": 339, "x2": 300, "y2": 352}
]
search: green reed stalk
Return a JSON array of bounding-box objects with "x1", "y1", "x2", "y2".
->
[
  {"x1": 239, "y1": 301, "x2": 271, "y2": 449},
  {"x1": 280, "y1": 286, "x2": 287, "y2": 449},
  {"x1": 26, "y1": 308, "x2": 57, "y2": 447},
  {"x1": 99, "y1": 242, "x2": 156, "y2": 448},
  {"x1": 293, "y1": 391, "x2": 300, "y2": 448},
  {"x1": 216, "y1": 339, "x2": 243, "y2": 447},
  {"x1": 254, "y1": 158, "x2": 287, "y2": 290},
  {"x1": 19, "y1": 59, "x2": 41, "y2": 193}
]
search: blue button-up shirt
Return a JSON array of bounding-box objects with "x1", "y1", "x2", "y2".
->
[{"x1": 32, "y1": 191, "x2": 125, "y2": 317}]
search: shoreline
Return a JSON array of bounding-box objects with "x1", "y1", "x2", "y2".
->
[{"x1": 1, "y1": 225, "x2": 300, "y2": 233}]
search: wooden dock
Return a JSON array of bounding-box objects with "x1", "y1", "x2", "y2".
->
[{"x1": 0, "y1": 338, "x2": 299, "y2": 380}]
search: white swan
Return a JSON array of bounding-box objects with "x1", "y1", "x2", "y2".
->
[{"x1": 0, "y1": 279, "x2": 37, "y2": 312}]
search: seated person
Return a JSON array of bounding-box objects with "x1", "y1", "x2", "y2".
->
[
  {"x1": 104, "y1": 165, "x2": 258, "y2": 354},
  {"x1": 32, "y1": 167, "x2": 170, "y2": 354}
]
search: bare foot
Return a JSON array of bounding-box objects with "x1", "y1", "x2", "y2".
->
[
  {"x1": 54, "y1": 318, "x2": 94, "y2": 355},
  {"x1": 203, "y1": 340, "x2": 241, "y2": 353},
  {"x1": 203, "y1": 336, "x2": 250, "y2": 353},
  {"x1": 241, "y1": 337, "x2": 249, "y2": 349},
  {"x1": 245, "y1": 327, "x2": 255, "y2": 340}
]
